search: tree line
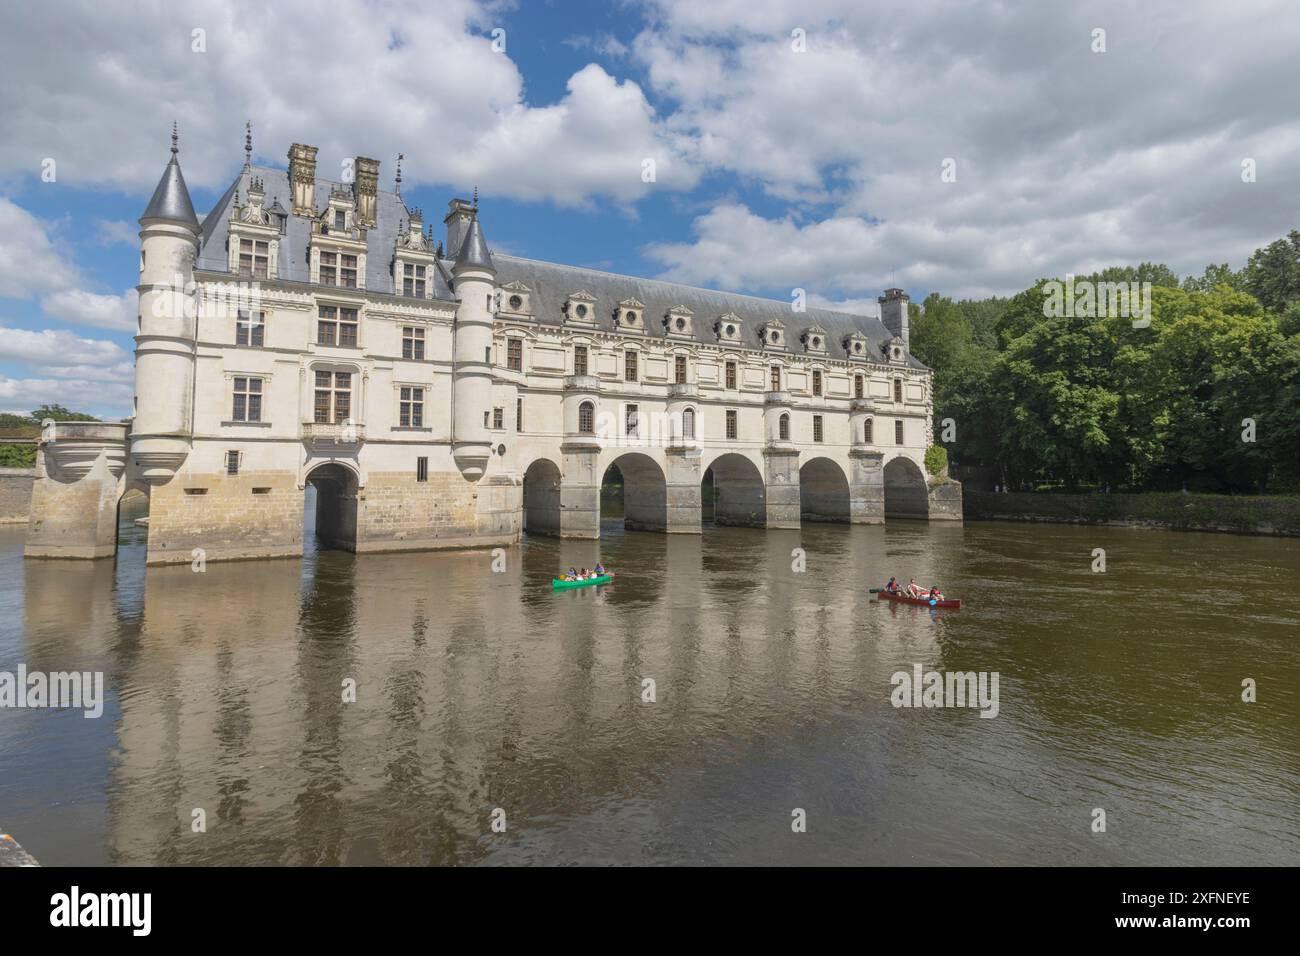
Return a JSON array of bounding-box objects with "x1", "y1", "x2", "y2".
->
[{"x1": 909, "y1": 231, "x2": 1300, "y2": 493}]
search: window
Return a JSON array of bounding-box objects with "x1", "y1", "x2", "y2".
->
[
  {"x1": 231, "y1": 376, "x2": 262, "y2": 422},
  {"x1": 578, "y1": 401, "x2": 595, "y2": 434},
  {"x1": 236, "y1": 310, "x2": 264, "y2": 347},
  {"x1": 894, "y1": 378, "x2": 903, "y2": 403},
  {"x1": 416, "y1": 457, "x2": 428, "y2": 482},
  {"x1": 683, "y1": 407, "x2": 695, "y2": 439},
  {"x1": 855, "y1": 375, "x2": 864, "y2": 399},
  {"x1": 399, "y1": 387, "x2": 424, "y2": 427},
  {"x1": 313, "y1": 370, "x2": 352, "y2": 424},
  {"x1": 675, "y1": 355, "x2": 687, "y2": 384},
  {"x1": 813, "y1": 415, "x2": 824, "y2": 443},
  {"x1": 317, "y1": 306, "x2": 358, "y2": 347},
  {"x1": 865, "y1": 418, "x2": 874, "y2": 444},
  {"x1": 574, "y1": 345, "x2": 588, "y2": 376},
  {"x1": 626, "y1": 404, "x2": 639, "y2": 437},
  {"x1": 402, "y1": 326, "x2": 425, "y2": 360},
  {"x1": 507, "y1": 339, "x2": 523, "y2": 372},
  {"x1": 516, "y1": 397, "x2": 523, "y2": 433},
  {"x1": 319, "y1": 250, "x2": 358, "y2": 288},
  {"x1": 334, "y1": 210, "x2": 346, "y2": 231},
  {"x1": 812, "y1": 370, "x2": 823, "y2": 396},
  {"x1": 402, "y1": 262, "x2": 426, "y2": 298},
  {"x1": 726, "y1": 409, "x2": 737, "y2": 440},
  {"x1": 779, "y1": 413, "x2": 790, "y2": 441},
  {"x1": 771, "y1": 365, "x2": 781, "y2": 392},
  {"x1": 226, "y1": 450, "x2": 240, "y2": 475},
  {"x1": 895, "y1": 419, "x2": 904, "y2": 444},
  {"x1": 625, "y1": 350, "x2": 638, "y2": 382},
  {"x1": 725, "y1": 361, "x2": 737, "y2": 390},
  {"x1": 238, "y1": 239, "x2": 269, "y2": 279},
  {"x1": 493, "y1": 407, "x2": 504, "y2": 430}
]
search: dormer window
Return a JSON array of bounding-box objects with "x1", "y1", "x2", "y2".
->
[
  {"x1": 238, "y1": 238, "x2": 269, "y2": 279},
  {"x1": 716, "y1": 311, "x2": 744, "y2": 345},
  {"x1": 320, "y1": 251, "x2": 358, "y2": 288},
  {"x1": 402, "y1": 262, "x2": 426, "y2": 298},
  {"x1": 565, "y1": 291, "x2": 598, "y2": 326},
  {"x1": 577, "y1": 304, "x2": 588, "y2": 318},
  {"x1": 498, "y1": 282, "x2": 533, "y2": 319},
  {"x1": 616, "y1": 298, "x2": 646, "y2": 333},
  {"x1": 334, "y1": 210, "x2": 346, "y2": 231}
]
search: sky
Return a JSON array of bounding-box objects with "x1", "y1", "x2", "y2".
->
[{"x1": 1, "y1": 0, "x2": 1298, "y2": 418}]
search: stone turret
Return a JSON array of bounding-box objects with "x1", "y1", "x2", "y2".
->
[
  {"x1": 450, "y1": 203, "x2": 496, "y2": 479},
  {"x1": 879, "y1": 288, "x2": 910, "y2": 351},
  {"x1": 132, "y1": 124, "x2": 200, "y2": 484}
]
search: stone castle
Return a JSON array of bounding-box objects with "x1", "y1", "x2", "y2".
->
[{"x1": 26, "y1": 128, "x2": 960, "y2": 565}]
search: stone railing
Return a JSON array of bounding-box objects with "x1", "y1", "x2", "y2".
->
[
  {"x1": 563, "y1": 375, "x2": 601, "y2": 392},
  {"x1": 300, "y1": 422, "x2": 365, "y2": 444},
  {"x1": 667, "y1": 382, "x2": 699, "y2": 399},
  {"x1": 763, "y1": 390, "x2": 792, "y2": 406}
]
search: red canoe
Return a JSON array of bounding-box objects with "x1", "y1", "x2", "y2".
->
[{"x1": 876, "y1": 591, "x2": 962, "y2": 609}]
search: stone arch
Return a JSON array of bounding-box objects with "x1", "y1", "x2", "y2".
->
[
  {"x1": 883, "y1": 455, "x2": 929, "y2": 519},
  {"x1": 602, "y1": 451, "x2": 667, "y2": 532},
  {"x1": 521, "y1": 457, "x2": 562, "y2": 536},
  {"x1": 702, "y1": 452, "x2": 766, "y2": 528},
  {"x1": 115, "y1": 482, "x2": 151, "y2": 552},
  {"x1": 799, "y1": 456, "x2": 850, "y2": 522},
  {"x1": 305, "y1": 462, "x2": 359, "y2": 551}
]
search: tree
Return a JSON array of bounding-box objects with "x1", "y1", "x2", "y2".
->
[
  {"x1": 1242, "y1": 230, "x2": 1300, "y2": 313},
  {"x1": 30, "y1": 404, "x2": 99, "y2": 423}
]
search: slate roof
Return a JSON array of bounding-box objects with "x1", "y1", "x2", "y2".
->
[
  {"x1": 140, "y1": 152, "x2": 199, "y2": 228},
  {"x1": 191, "y1": 164, "x2": 924, "y2": 368}
]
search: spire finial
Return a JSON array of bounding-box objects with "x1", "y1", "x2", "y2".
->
[
  {"x1": 395, "y1": 153, "x2": 404, "y2": 192},
  {"x1": 244, "y1": 121, "x2": 252, "y2": 170},
  {"x1": 472, "y1": 185, "x2": 478, "y2": 210},
  {"x1": 171, "y1": 122, "x2": 179, "y2": 155}
]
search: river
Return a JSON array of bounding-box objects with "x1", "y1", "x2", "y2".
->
[{"x1": 1, "y1": 510, "x2": 1296, "y2": 866}]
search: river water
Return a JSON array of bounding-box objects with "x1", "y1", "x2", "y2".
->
[{"x1": 1, "y1": 511, "x2": 1297, "y2": 866}]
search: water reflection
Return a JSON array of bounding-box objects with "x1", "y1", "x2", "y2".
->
[{"x1": 1, "y1": 517, "x2": 1297, "y2": 866}]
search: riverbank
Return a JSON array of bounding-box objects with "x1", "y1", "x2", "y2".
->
[{"x1": 964, "y1": 490, "x2": 1300, "y2": 537}]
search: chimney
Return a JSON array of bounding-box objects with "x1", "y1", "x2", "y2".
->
[
  {"x1": 444, "y1": 197, "x2": 475, "y2": 258},
  {"x1": 878, "y1": 288, "x2": 910, "y2": 350},
  {"x1": 287, "y1": 143, "x2": 318, "y2": 216},
  {"x1": 353, "y1": 156, "x2": 380, "y2": 228}
]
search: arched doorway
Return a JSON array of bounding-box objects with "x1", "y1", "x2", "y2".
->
[
  {"x1": 601, "y1": 453, "x2": 667, "y2": 532},
  {"x1": 703, "y1": 453, "x2": 765, "y2": 528},
  {"x1": 884, "y1": 456, "x2": 929, "y2": 519},
  {"x1": 522, "y1": 458, "x2": 562, "y2": 536},
  {"x1": 304, "y1": 463, "x2": 359, "y2": 552},
  {"x1": 799, "y1": 457, "x2": 850, "y2": 522}
]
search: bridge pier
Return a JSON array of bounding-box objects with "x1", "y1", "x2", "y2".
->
[
  {"x1": 25, "y1": 422, "x2": 129, "y2": 560},
  {"x1": 558, "y1": 442, "x2": 600, "y2": 538},
  {"x1": 850, "y1": 449, "x2": 886, "y2": 524},
  {"x1": 664, "y1": 448, "x2": 702, "y2": 534},
  {"x1": 763, "y1": 447, "x2": 801, "y2": 529}
]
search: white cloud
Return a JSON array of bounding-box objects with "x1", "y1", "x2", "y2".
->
[
  {"x1": 0, "y1": 327, "x2": 127, "y2": 366},
  {"x1": 0, "y1": 1, "x2": 696, "y2": 207},
  {"x1": 94, "y1": 219, "x2": 138, "y2": 246},
  {"x1": 0, "y1": 198, "x2": 80, "y2": 299},
  {"x1": 0, "y1": 374, "x2": 132, "y2": 418},
  {"x1": 40, "y1": 289, "x2": 137, "y2": 333}
]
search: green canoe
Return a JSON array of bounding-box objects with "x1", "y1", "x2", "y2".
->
[{"x1": 551, "y1": 574, "x2": 614, "y2": 590}]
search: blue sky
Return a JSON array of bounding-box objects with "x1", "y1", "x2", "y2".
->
[{"x1": 2, "y1": 0, "x2": 1298, "y2": 417}]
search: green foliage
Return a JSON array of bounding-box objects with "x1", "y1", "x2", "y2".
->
[
  {"x1": 30, "y1": 404, "x2": 99, "y2": 423},
  {"x1": 0, "y1": 443, "x2": 37, "y2": 468},
  {"x1": 918, "y1": 230, "x2": 1300, "y2": 494},
  {"x1": 923, "y1": 445, "x2": 948, "y2": 477}
]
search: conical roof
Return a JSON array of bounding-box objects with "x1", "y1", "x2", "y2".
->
[
  {"x1": 140, "y1": 147, "x2": 199, "y2": 228},
  {"x1": 453, "y1": 216, "x2": 494, "y2": 271}
]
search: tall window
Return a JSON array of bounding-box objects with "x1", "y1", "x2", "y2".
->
[
  {"x1": 855, "y1": 375, "x2": 864, "y2": 399},
  {"x1": 625, "y1": 350, "x2": 638, "y2": 382},
  {"x1": 812, "y1": 370, "x2": 823, "y2": 396},
  {"x1": 516, "y1": 397, "x2": 523, "y2": 433},
  {"x1": 334, "y1": 210, "x2": 346, "y2": 231},
  {"x1": 493, "y1": 407, "x2": 504, "y2": 429},
  {"x1": 779, "y1": 413, "x2": 790, "y2": 441},
  {"x1": 507, "y1": 339, "x2": 523, "y2": 372},
  {"x1": 813, "y1": 415, "x2": 824, "y2": 443},
  {"x1": 399, "y1": 387, "x2": 424, "y2": 427},
  {"x1": 317, "y1": 306, "x2": 358, "y2": 347},
  {"x1": 893, "y1": 378, "x2": 903, "y2": 403},
  {"x1": 725, "y1": 361, "x2": 737, "y2": 390},
  {"x1": 226, "y1": 450, "x2": 240, "y2": 475},
  {"x1": 231, "y1": 376, "x2": 262, "y2": 422},
  {"x1": 865, "y1": 418, "x2": 874, "y2": 444},
  {"x1": 402, "y1": 326, "x2": 425, "y2": 360},
  {"x1": 320, "y1": 250, "x2": 358, "y2": 288},
  {"x1": 416, "y1": 457, "x2": 428, "y2": 482},
  {"x1": 314, "y1": 370, "x2": 352, "y2": 424},
  {"x1": 726, "y1": 409, "x2": 737, "y2": 440},
  {"x1": 682, "y1": 407, "x2": 695, "y2": 439},
  {"x1": 574, "y1": 345, "x2": 588, "y2": 376},
  {"x1": 770, "y1": 365, "x2": 781, "y2": 391},
  {"x1": 238, "y1": 239, "x2": 268, "y2": 279},
  {"x1": 895, "y1": 419, "x2": 904, "y2": 444},
  {"x1": 675, "y1": 355, "x2": 687, "y2": 384},
  {"x1": 402, "y1": 262, "x2": 426, "y2": 297},
  {"x1": 236, "y1": 310, "x2": 264, "y2": 347},
  {"x1": 626, "y1": 404, "x2": 639, "y2": 437},
  {"x1": 578, "y1": 401, "x2": 595, "y2": 434}
]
